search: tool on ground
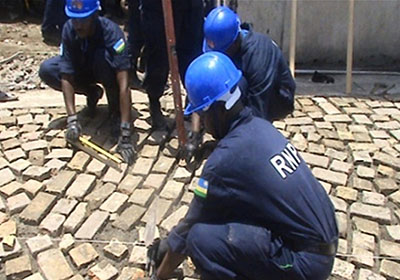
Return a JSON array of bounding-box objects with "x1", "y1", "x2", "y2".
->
[
  {"x1": 67, "y1": 136, "x2": 123, "y2": 172},
  {"x1": 161, "y1": 0, "x2": 186, "y2": 149}
]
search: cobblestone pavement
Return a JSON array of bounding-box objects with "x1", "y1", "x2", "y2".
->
[{"x1": 0, "y1": 90, "x2": 399, "y2": 280}]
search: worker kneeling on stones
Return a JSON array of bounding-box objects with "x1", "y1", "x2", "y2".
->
[
  {"x1": 149, "y1": 52, "x2": 338, "y2": 280},
  {"x1": 39, "y1": 0, "x2": 135, "y2": 164},
  {"x1": 184, "y1": 6, "x2": 296, "y2": 163}
]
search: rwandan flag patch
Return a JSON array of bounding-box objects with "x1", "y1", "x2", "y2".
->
[
  {"x1": 113, "y1": 38, "x2": 125, "y2": 54},
  {"x1": 194, "y1": 178, "x2": 209, "y2": 198}
]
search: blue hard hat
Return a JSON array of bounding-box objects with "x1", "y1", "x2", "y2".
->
[
  {"x1": 65, "y1": 0, "x2": 100, "y2": 18},
  {"x1": 203, "y1": 6, "x2": 241, "y2": 52},
  {"x1": 184, "y1": 52, "x2": 242, "y2": 115}
]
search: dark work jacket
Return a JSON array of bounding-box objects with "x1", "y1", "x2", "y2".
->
[{"x1": 232, "y1": 30, "x2": 296, "y2": 121}]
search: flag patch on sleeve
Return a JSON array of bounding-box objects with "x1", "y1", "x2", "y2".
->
[
  {"x1": 113, "y1": 38, "x2": 125, "y2": 54},
  {"x1": 194, "y1": 178, "x2": 209, "y2": 198}
]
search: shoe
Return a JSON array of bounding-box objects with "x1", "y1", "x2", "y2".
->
[{"x1": 86, "y1": 85, "x2": 104, "y2": 117}]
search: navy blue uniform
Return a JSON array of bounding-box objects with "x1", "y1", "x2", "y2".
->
[
  {"x1": 168, "y1": 107, "x2": 338, "y2": 280},
  {"x1": 232, "y1": 30, "x2": 296, "y2": 121},
  {"x1": 39, "y1": 17, "x2": 130, "y2": 113},
  {"x1": 141, "y1": 0, "x2": 203, "y2": 101}
]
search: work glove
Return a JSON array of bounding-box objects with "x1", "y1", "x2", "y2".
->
[
  {"x1": 117, "y1": 122, "x2": 135, "y2": 165},
  {"x1": 66, "y1": 114, "x2": 81, "y2": 142},
  {"x1": 183, "y1": 131, "x2": 203, "y2": 164},
  {"x1": 147, "y1": 239, "x2": 169, "y2": 272}
]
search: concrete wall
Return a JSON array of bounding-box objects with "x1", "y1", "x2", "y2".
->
[{"x1": 238, "y1": 0, "x2": 400, "y2": 70}]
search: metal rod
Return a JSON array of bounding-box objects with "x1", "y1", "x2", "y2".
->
[
  {"x1": 295, "y1": 69, "x2": 400, "y2": 76},
  {"x1": 161, "y1": 0, "x2": 187, "y2": 147},
  {"x1": 289, "y1": 0, "x2": 297, "y2": 77},
  {"x1": 346, "y1": 0, "x2": 355, "y2": 94}
]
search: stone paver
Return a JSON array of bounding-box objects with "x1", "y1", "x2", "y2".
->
[
  {"x1": 160, "y1": 181, "x2": 185, "y2": 200},
  {"x1": 23, "y1": 166, "x2": 51, "y2": 181},
  {"x1": 7, "y1": 192, "x2": 31, "y2": 214},
  {"x1": 66, "y1": 174, "x2": 96, "y2": 200},
  {"x1": 312, "y1": 167, "x2": 348, "y2": 186},
  {"x1": 26, "y1": 234, "x2": 53, "y2": 256},
  {"x1": 118, "y1": 174, "x2": 142, "y2": 195},
  {"x1": 86, "y1": 158, "x2": 107, "y2": 177},
  {"x1": 69, "y1": 243, "x2": 98, "y2": 269},
  {"x1": 84, "y1": 182, "x2": 116, "y2": 210},
  {"x1": 20, "y1": 192, "x2": 57, "y2": 225},
  {"x1": 67, "y1": 151, "x2": 90, "y2": 171},
  {"x1": 99, "y1": 192, "x2": 128, "y2": 213},
  {"x1": 0, "y1": 168, "x2": 16, "y2": 188},
  {"x1": 63, "y1": 202, "x2": 88, "y2": 233},
  {"x1": 113, "y1": 204, "x2": 146, "y2": 231},
  {"x1": 74, "y1": 210, "x2": 109, "y2": 239},
  {"x1": 129, "y1": 188, "x2": 154, "y2": 206},
  {"x1": 350, "y1": 202, "x2": 392, "y2": 224},
  {"x1": 5, "y1": 255, "x2": 32, "y2": 278},
  {"x1": 37, "y1": 249, "x2": 74, "y2": 280},
  {"x1": 141, "y1": 197, "x2": 172, "y2": 225},
  {"x1": 161, "y1": 205, "x2": 189, "y2": 232},
  {"x1": 39, "y1": 212, "x2": 65, "y2": 236},
  {"x1": 88, "y1": 261, "x2": 118, "y2": 280},
  {"x1": 104, "y1": 239, "x2": 128, "y2": 260},
  {"x1": 51, "y1": 198, "x2": 78, "y2": 215}
]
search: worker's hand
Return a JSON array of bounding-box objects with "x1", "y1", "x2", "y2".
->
[
  {"x1": 184, "y1": 131, "x2": 202, "y2": 164},
  {"x1": 117, "y1": 122, "x2": 135, "y2": 165},
  {"x1": 66, "y1": 114, "x2": 81, "y2": 142},
  {"x1": 147, "y1": 238, "x2": 169, "y2": 270}
]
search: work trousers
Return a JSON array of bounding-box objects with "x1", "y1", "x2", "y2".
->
[
  {"x1": 128, "y1": 0, "x2": 145, "y2": 61},
  {"x1": 185, "y1": 223, "x2": 335, "y2": 280},
  {"x1": 41, "y1": 0, "x2": 67, "y2": 35},
  {"x1": 38, "y1": 49, "x2": 120, "y2": 113},
  {"x1": 141, "y1": 0, "x2": 203, "y2": 101}
]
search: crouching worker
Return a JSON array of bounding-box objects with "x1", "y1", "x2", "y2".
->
[
  {"x1": 39, "y1": 0, "x2": 135, "y2": 164},
  {"x1": 149, "y1": 52, "x2": 338, "y2": 280}
]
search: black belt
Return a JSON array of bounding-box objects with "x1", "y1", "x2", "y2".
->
[{"x1": 288, "y1": 239, "x2": 338, "y2": 256}]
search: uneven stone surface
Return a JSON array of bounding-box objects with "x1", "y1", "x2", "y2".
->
[
  {"x1": 20, "y1": 192, "x2": 57, "y2": 225},
  {"x1": 5, "y1": 255, "x2": 32, "y2": 278},
  {"x1": 66, "y1": 174, "x2": 96, "y2": 200},
  {"x1": 37, "y1": 249, "x2": 74, "y2": 280},
  {"x1": 69, "y1": 243, "x2": 99, "y2": 269},
  {"x1": 74, "y1": 210, "x2": 109, "y2": 239},
  {"x1": 26, "y1": 234, "x2": 53, "y2": 256}
]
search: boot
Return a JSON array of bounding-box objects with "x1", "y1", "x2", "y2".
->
[{"x1": 149, "y1": 98, "x2": 167, "y2": 131}]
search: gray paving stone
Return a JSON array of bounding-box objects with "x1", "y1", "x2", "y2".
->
[
  {"x1": 44, "y1": 159, "x2": 67, "y2": 172},
  {"x1": 141, "y1": 197, "x2": 172, "y2": 225},
  {"x1": 351, "y1": 246, "x2": 374, "y2": 268},
  {"x1": 352, "y1": 114, "x2": 373, "y2": 125},
  {"x1": 59, "y1": 233, "x2": 75, "y2": 253},
  {"x1": 284, "y1": 117, "x2": 313, "y2": 125},
  {"x1": 350, "y1": 177, "x2": 373, "y2": 191},
  {"x1": 128, "y1": 188, "x2": 154, "y2": 207},
  {"x1": 140, "y1": 145, "x2": 159, "y2": 158},
  {"x1": 69, "y1": 243, "x2": 98, "y2": 268},
  {"x1": 17, "y1": 114, "x2": 33, "y2": 125},
  {"x1": 331, "y1": 258, "x2": 355, "y2": 280},
  {"x1": 118, "y1": 175, "x2": 142, "y2": 195},
  {"x1": 386, "y1": 225, "x2": 400, "y2": 241},
  {"x1": 352, "y1": 151, "x2": 372, "y2": 165},
  {"x1": 26, "y1": 234, "x2": 53, "y2": 257},
  {"x1": 292, "y1": 133, "x2": 307, "y2": 151},
  {"x1": 375, "y1": 178, "x2": 398, "y2": 195},
  {"x1": 152, "y1": 156, "x2": 175, "y2": 174},
  {"x1": 45, "y1": 148, "x2": 73, "y2": 160},
  {"x1": 100, "y1": 192, "x2": 128, "y2": 213},
  {"x1": 143, "y1": 173, "x2": 165, "y2": 190},
  {"x1": 312, "y1": 167, "x2": 347, "y2": 186},
  {"x1": 0, "y1": 219, "x2": 16, "y2": 238},
  {"x1": 37, "y1": 249, "x2": 74, "y2": 280},
  {"x1": 103, "y1": 167, "x2": 125, "y2": 185},
  {"x1": 86, "y1": 158, "x2": 107, "y2": 177},
  {"x1": 45, "y1": 170, "x2": 76, "y2": 195},
  {"x1": 113, "y1": 204, "x2": 146, "y2": 231},
  {"x1": 181, "y1": 191, "x2": 194, "y2": 205},
  {"x1": 160, "y1": 181, "x2": 185, "y2": 200},
  {"x1": 336, "y1": 212, "x2": 347, "y2": 238},
  {"x1": 325, "y1": 147, "x2": 347, "y2": 161},
  {"x1": 173, "y1": 167, "x2": 192, "y2": 183},
  {"x1": 0, "y1": 238, "x2": 22, "y2": 260},
  {"x1": 352, "y1": 217, "x2": 380, "y2": 238},
  {"x1": 380, "y1": 259, "x2": 400, "y2": 280},
  {"x1": 117, "y1": 267, "x2": 146, "y2": 280},
  {"x1": 350, "y1": 202, "x2": 391, "y2": 224},
  {"x1": 160, "y1": 205, "x2": 189, "y2": 232},
  {"x1": 23, "y1": 273, "x2": 45, "y2": 280},
  {"x1": 324, "y1": 114, "x2": 352, "y2": 123},
  {"x1": 0, "y1": 130, "x2": 18, "y2": 141},
  {"x1": 131, "y1": 158, "x2": 153, "y2": 176},
  {"x1": 357, "y1": 268, "x2": 385, "y2": 280},
  {"x1": 5, "y1": 255, "x2": 32, "y2": 278},
  {"x1": 330, "y1": 160, "x2": 352, "y2": 174},
  {"x1": 300, "y1": 152, "x2": 330, "y2": 168},
  {"x1": 356, "y1": 165, "x2": 375, "y2": 179},
  {"x1": 129, "y1": 245, "x2": 147, "y2": 265},
  {"x1": 39, "y1": 213, "x2": 65, "y2": 236},
  {"x1": 49, "y1": 138, "x2": 67, "y2": 149},
  {"x1": 64, "y1": 202, "x2": 88, "y2": 233},
  {"x1": 0, "y1": 168, "x2": 16, "y2": 187},
  {"x1": 361, "y1": 191, "x2": 386, "y2": 206},
  {"x1": 9, "y1": 158, "x2": 31, "y2": 175},
  {"x1": 23, "y1": 166, "x2": 51, "y2": 181},
  {"x1": 373, "y1": 152, "x2": 400, "y2": 170},
  {"x1": 380, "y1": 240, "x2": 400, "y2": 258},
  {"x1": 353, "y1": 231, "x2": 375, "y2": 251},
  {"x1": 67, "y1": 151, "x2": 90, "y2": 171},
  {"x1": 88, "y1": 261, "x2": 118, "y2": 280},
  {"x1": 66, "y1": 174, "x2": 96, "y2": 200},
  {"x1": 20, "y1": 192, "x2": 57, "y2": 225},
  {"x1": 104, "y1": 239, "x2": 128, "y2": 260},
  {"x1": 74, "y1": 210, "x2": 109, "y2": 239},
  {"x1": 7, "y1": 192, "x2": 31, "y2": 214},
  {"x1": 51, "y1": 198, "x2": 78, "y2": 215},
  {"x1": 84, "y1": 183, "x2": 116, "y2": 210},
  {"x1": 0, "y1": 181, "x2": 23, "y2": 197},
  {"x1": 0, "y1": 157, "x2": 9, "y2": 170},
  {"x1": 21, "y1": 140, "x2": 47, "y2": 152}
]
